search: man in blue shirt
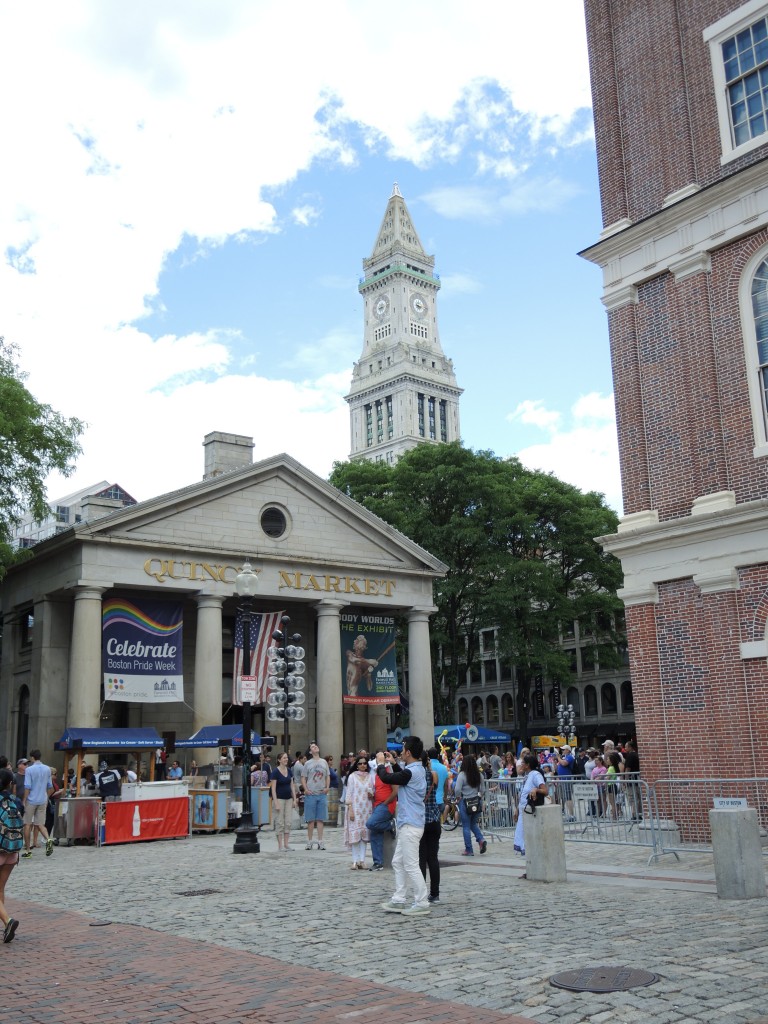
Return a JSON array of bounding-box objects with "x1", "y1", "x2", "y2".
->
[
  {"x1": 555, "y1": 744, "x2": 575, "y2": 821},
  {"x1": 375, "y1": 736, "x2": 429, "y2": 916},
  {"x1": 22, "y1": 749, "x2": 53, "y2": 858},
  {"x1": 428, "y1": 747, "x2": 448, "y2": 810}
]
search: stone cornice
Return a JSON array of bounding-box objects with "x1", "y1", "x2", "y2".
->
[
  {"x1": 599, "y1": 497, "x2": 768, "y2": 604},
  {"x1": 580, "y1": 157, "x2": 768, "y2": 308}
]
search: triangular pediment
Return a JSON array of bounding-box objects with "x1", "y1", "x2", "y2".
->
[{"x1": 74, "y1": 453, "x2": 446, "y2": 576}]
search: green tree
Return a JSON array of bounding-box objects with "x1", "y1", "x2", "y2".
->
[
  {"x1": 0, "y1": 338, "x2": 84, "y2": 545},
  {"x1": 330, "y1": 442, "x2": 622, "y2": 741}
]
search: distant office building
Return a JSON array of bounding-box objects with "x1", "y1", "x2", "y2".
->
[
  {"x1": 582, "y1": 0, "x2": 768, "y2": 778},
  {"x1": 13, "y1": 481, "x2": 136, "y2": 548},
  {"x1": 346, "y1": 183, "x2": 462, "y2": 464}
]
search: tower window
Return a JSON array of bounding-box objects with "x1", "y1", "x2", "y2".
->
[{"x1": 418, "y1": 394, "x2": 425, "y2": 437}]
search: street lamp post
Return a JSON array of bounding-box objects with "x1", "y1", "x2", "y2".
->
[
  {"x1": 233, "y1": 561, "x2": 260, "y2": 855},
  {"x1": 267, "y1": 615, "x2": 306, "y2": 750},
  {"x1": 556, "y1": 703, "x2": 576, "y2": 745}
]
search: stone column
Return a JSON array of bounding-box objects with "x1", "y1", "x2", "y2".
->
[
  {"x1": 407, "y1": 607, "x2": 436, "y2": 748},
  {"x1": 316, "y1": 600, "x2": 346, "y2": 762},
  {"x1": 193, "y1": 594, "x2": 225, "y2": 767},
  {"x1": 367, "y1": 704, "x2": 388, "y2": 754},
  {"x1": 67, "y1": 587, "x2": 107, "y2": 728}
]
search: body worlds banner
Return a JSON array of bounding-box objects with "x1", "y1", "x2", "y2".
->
[
  {"x1": 340, "y1": 610, "x2": 399, "y2": 705},
  {"x1": 103, "y1": 598, "x2": 184, "y2": 703}
]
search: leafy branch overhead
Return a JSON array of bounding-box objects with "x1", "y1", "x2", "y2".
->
[
  {"x1": 330, "y1": 442, "x2": 622, "y2": 738},
  {"x1": 0, "y1": 338, "x2": 84, "y2": 546}
]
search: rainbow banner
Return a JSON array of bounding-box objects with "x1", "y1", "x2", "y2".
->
[{"x1": 102, "y1": 598, "x2": 184, "y2": 703}]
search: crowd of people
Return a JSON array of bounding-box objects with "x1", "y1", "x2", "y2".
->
[{"x1": 0, "y1": 736, "x2": 638, "y2": 936}]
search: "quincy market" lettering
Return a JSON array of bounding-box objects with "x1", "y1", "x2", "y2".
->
[
  {"x1": 278, "y1": 571, "x2": 395, "y2": 597},
  {"x1": 144, "y1": 558, "x2": 241, "y2": 584}
]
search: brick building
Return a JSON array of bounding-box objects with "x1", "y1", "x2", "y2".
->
[{"x1": 581, "y1": 0, "x2": 768, "y2": 779}]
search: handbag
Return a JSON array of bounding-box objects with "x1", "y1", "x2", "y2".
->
[{"x1": 464, "y1": 794, "x2": 482, "y2": 815}]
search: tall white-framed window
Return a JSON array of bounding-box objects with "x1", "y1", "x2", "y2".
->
[
  {"x1": 739, "y1": 244, "x2": 768, "y2": 456},
  {"x1": 706, "y1": 0, "x2": 768, "y2": 163}
]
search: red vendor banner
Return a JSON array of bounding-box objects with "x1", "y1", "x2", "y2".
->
[{"x1": 104, "y1": 798, "x2": 190, "y2": 844}]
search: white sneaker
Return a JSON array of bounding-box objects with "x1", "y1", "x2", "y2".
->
[
  {"x1": 380, "y1": 901, "x2": 407, "y2": 913},
  {"x1": 401, "y1": 903, "x2": 431, "y2": 915}
]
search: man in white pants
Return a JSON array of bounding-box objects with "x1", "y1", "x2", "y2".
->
[{"x1": 375, "y1": 736, "x2": 429, "y2": 916}]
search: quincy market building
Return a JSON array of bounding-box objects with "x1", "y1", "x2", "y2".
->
[{"x1": 0, "y1": 435, "x2": 445, "y2": 766}]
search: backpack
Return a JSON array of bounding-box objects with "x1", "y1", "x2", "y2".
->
[{"x1": 0, "y1": 794, "x2": 24, "y2": 853}]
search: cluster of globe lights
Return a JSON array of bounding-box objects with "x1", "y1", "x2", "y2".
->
[{"x1": 266, "y1": 641, "x2": 307, "y2": 722}]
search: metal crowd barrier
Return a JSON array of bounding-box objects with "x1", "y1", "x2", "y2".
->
[
  {"x1": 479, "y1": 774, "x2": 768, "y2": 863},
  {"x1": 651, "y1": 777, "x2": 768, "y2": 855}
]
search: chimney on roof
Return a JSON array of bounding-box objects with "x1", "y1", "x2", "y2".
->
[{"x1": 203, "y1": 432, "x2": 254, "y2": 480}]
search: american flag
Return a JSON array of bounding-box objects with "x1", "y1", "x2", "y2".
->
[{"x1": 232, "y1": 609, "x2": 284, "y2": 706}]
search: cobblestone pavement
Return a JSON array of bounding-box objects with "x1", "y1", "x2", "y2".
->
[{"x1": 7, "y1": 823, "x2": 768, "y2": 1024}]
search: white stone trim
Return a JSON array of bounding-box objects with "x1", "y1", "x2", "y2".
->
[
  {"x1": 691, "y1": 490, "x2": 736, "y2": 515},
  {"x1": 662, "y1": 183, "x2": 701, "y2": 208},
  {"x1": 617, "y1": 509, "x2": 659, "y2": 533},
  {"x1": 740, "y1": 639, "x2": 768, "y2": 658},
  {"x1": 670, "y1": 252, "x2": 712, "y2": 281},
  {"x1": 581, "y1": 161, "x2": 768, "y2": 307},
  {"x1": 600, "y1": 498, "x2": 768, "y2": 604}
]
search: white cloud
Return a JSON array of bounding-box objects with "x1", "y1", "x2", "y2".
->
[
  {"x1": 291, "y1": 204, "x2": 321, "y2": 227},
  {"x1": 0, "y1": 1, "x2": 594, "y2": 507},
  {"x1": 508, "y1": 399, "x2": 562, "y2": 432},
  {"x1": 440, "y1": 272, "x2": 483, "y2": 295},
  {"x1": 508, "y1": 394, "x2": 622, "y2": 513}
]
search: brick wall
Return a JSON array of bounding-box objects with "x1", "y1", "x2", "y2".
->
[{"x1": 584, "y1": 0, "x2": 768, "y2": 227}]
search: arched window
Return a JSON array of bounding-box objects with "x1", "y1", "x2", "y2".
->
[
  {"x1": 566, "y1": 687, "x2": 580, "y2": 716},
  {"x1": 15, "y1": 685, "x2": 30, "y2": 760},
  {"x1": 740, "y1": 248, "x2": 768, "y2": 453},
  {"x1": 487, "y1": 694, "x2": 499, "y2": 724},
  {"x1": 471, "y1": 696, "x2": 484, "y2": 724},
  {"x1": 458, "y1": 698, "x2": 469, "y2": 723},
  {"x1": 621, "y1": 680, "x2": 634, "y2": 712},
  {"x1": 501, "y1": 692, "x2": 514, "y2": 722},
  {"x1": 601, "y1": 683, "x2": 618, "y2": 714},
  {"x1": 584, "y1": 685, "x2": 598, "y2": 716}
]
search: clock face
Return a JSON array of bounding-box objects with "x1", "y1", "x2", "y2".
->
[
  {"x1": 410, "y1": 292, "x2": 427, "y2": 318},
  {"x1": 373, "y1": 295, "x2": 390, "y2": 320}
]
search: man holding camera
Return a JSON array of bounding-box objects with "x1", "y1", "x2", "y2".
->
[{"x1": 375, "y1": 736, "x2": 429, "y2": 916}]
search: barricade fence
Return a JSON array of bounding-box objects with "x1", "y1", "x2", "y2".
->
[{"x1": 477, "y1": 775, "x2": 768, "y2": 862}]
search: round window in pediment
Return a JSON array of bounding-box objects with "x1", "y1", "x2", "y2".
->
[{"x1": 260, "y1": 506, "x2": 287, "y2": 539}]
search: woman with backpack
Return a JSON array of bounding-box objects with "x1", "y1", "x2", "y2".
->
[{"x1": 0, "y1": 767, "x2": 23, "y2": 943}]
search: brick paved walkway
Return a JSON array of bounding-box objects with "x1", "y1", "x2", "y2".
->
[{"x1": 7, "y1": 898, "x2": 535, "y2": 1024}]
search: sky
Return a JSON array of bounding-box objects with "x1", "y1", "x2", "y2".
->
[{"x1": 0, "y1": 1, "x2": 623, "y2": 517}]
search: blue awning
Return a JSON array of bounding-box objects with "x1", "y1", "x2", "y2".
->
[
  {"x1": 435, "y1": 724, "x2": 512, "y2": 744},
  {"x1": 54, "y1": 727, "x2": 165, "y2": 751},
  {"x1": 387, "y1": 725, "x2": 512, "y2": 746},
  {"x1": 175, "y1": 726, "x2": 275, "y2": 748}
]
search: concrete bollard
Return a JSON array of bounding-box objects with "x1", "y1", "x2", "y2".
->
[
  {"x1": 523, "y1": 803, "x2": 567, "y2": 882},
  {"x1": 709, "y1": 808, "x2": 766, "y2": 901}
]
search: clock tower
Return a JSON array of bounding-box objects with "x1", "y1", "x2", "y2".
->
[{"x1": 346, "y1": 183, "x2": 462, "y2": 463}]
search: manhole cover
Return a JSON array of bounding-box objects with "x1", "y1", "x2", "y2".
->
[
  {"x1": 172, "y1": 888, "x2": 222, "y2": 897},
  {"x1": 550, "y1": 966, "x2": 659, "y2": 992},
  {"x1": 88, "y1": 921, "x2": 113, "y2": 927}
]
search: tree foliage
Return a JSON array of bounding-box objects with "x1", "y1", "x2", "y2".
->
[
  {"x1": 330, "y1": 442, "x2": 623, "y2": 740},
  {"x1": 0, "y1": 338, "x2": 84, "y2": 545}
]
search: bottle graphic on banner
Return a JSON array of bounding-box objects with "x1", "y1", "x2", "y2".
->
[{"x1": 132, "y1": 805, "x2": 141, "y2": 837}]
